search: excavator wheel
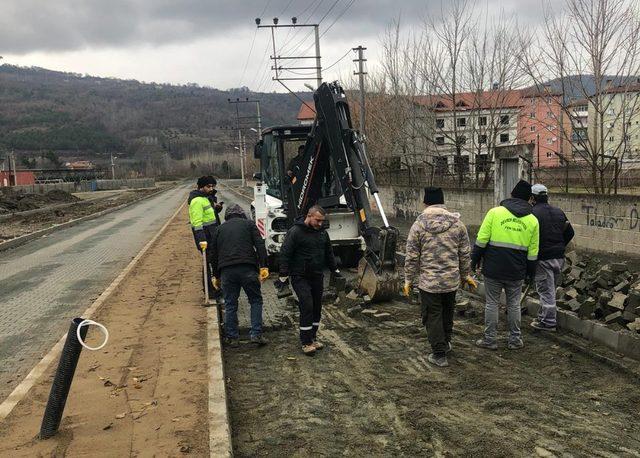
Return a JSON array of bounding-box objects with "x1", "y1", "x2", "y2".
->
[{"x1": 357, "y1": 257, "x2": 400, "y2": 302}]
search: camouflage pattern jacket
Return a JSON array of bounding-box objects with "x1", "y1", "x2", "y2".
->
[{"x1": 404, "y1": 205, "x2": 471, "y2": 294}]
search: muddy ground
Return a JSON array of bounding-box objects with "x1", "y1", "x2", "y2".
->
[
  {"x1": 224, "y1": 294, "x2": 640, "y2": 457},
  {"x1": 0, "y1": 187, "x2": 165, "y2": 242},
  {"x1": 0, "y1": 206, "x2": 210, "y2": 456}
]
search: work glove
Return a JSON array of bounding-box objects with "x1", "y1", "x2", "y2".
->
[
  {"x1": 259, "y1": 267, "x2": 270, "y2": 282},
  {"x1": 199, "y1": 241, "x2": 208, "y2": 252},
  {"x1": 401, "y1": 281, "x2": 411, "y2": 297},
  {"x1": 212, "y1": 277, "x2": 221, "y2": 290},
  {"x1": 463, "y1": 275, "x2": 478, "y2": 290}
]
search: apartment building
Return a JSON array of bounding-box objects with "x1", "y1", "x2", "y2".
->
[
  {"x1": 414, "y1": 90, "x2": 523, "y2": 176},
  {"x1": 518, "y1": 91, "x2": 571, "y2": 167},
  {"x1": 600, "y1": 86, "x2": 640, "y2": 168}
]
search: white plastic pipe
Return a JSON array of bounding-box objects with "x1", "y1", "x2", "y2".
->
[{"x1": 76, "y1": 319, "x2": 109, "y2": 351}]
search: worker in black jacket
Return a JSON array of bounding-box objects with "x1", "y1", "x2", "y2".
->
[
  {"x1": 211, "y1": 204, "x2": 269, "y2": 346},
  {"x1": 278, "y1": 205, "x2": 341, "y2": 356},
  {"x1": 530, "y1": 184, "x2": 575, "y2": 332}
]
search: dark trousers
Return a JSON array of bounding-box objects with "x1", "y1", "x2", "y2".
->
[
  {"x1": 420, "y1": 289, "x2": 456, "y2": 358},
  {"x1": 221, "y1": 264, "x2": 263, "y2": 339},
  {"x1": 291, "y1": 274, "x2": 324, "y2": 345}
]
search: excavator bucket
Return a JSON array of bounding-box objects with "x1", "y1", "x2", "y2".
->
[
  {"x1": 356, "y1": 226, "x2": 401, "y2": 302},
  {"x1": 357, "y1": 256, "x2": 400, "y2": 302}
]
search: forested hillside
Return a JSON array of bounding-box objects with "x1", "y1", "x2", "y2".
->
[{"x1": 0, "y1": 65, "x2": 309, "y2": 176}]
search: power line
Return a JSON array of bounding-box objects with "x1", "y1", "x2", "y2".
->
[
  {"x1": 278, "y1": 0, "x2": 330, "y2": 55},
  {"x1": 284, "y1": 0, "x2": 357, "y2": 71},
  {"x1": 239, "y1": 27, "x2": 258, "y2": 87},
  {"x1": 324, "y1": 48, "x2": 353, "y2": 71}
]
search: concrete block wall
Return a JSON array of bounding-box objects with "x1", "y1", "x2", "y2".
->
[{"x1": 375, "y1": 185, "x2": 640, "y2": 256}]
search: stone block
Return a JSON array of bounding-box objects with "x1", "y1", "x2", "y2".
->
[
  {"x1": 613, "y1": 281, "x2": 630, "y2": 294},
  {"x1": 608, "y1": 292, "x2": 627, "y2": 311},
  {"x1": 626, "y1": 319, "x2": 640, "y2": 332},
  {"x1": 567, "y1": 299, "x2": 581, "y2": 312},
  {"x1": 604, "y1": 311, "x2": 623, "y2": 324},
  {"x1": 611, "y1": 262, "x2": 628, "y2": 273},
  {"x1": 598, "y1": 265, "x2": 614, "y2": 282},
  {"x1": 360, "y1": 308, "x2": 378, "y2": 316},
  {"x1": 578, "y1": 298, "x2": 596, "y2": 319},
  {"x1": 574, "y1": 280, "x2": 589, "y2": 291},
  {"x1": 568, "y1": 266, "x2": 584, "y2": 280},
  {"x1": 372, "y1": 312, "x2": 392, "y2": 321},
  {"x1": 628, "y1": 290, "x2": 640, "y2": 309},
  {"x1": 346, "y1": 305, "x2": 362, "y2": 317},
  {"x1": 565, "y1": 251, "x2": 578, "y2": 265},
  {"x1": 596, "y1": 277, "x2": 609, "y2": 289},
  {"x1": 564, "y1": 288, "x2": 579, "y2": 300},
  {"x1": 346, "y1": 289, "x2": 360, "y2": 300},
  {"x1": 622, "y1": 310, "x2": 638, "y2": 322},
  {"x1": 598, "y1": 290, "x2": 613, "y2": 306}
]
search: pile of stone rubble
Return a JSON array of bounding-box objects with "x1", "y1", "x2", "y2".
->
[{"x1": 555, "y1": 251, "x2": 640, "y2": 333}]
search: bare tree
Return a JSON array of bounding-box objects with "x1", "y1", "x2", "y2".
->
[{"x1": 519, "y1": 0, "x2": 640, "y2": 193}]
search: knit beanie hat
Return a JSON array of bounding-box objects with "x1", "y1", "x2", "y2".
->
[
  {"x1": 423, "y1": 187, "x2": 444, "y2": 205},
  {"x1": 511, "y1": 179, "x2": 532, "y2": 201},
  {"x1": 197, "y1": 176, "x2": 216, "y2": 188}
]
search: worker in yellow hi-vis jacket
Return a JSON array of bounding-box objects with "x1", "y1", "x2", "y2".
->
[
  {"x1": 188, "y1": 176, "x2": 218, "y2": 302},
  {"x1": 471, "y1": 180, "x2": 539, "y2": 351}
]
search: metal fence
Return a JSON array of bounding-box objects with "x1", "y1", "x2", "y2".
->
[{"x1": 5, "y1": 178, "x2": 156, "y2": 195}]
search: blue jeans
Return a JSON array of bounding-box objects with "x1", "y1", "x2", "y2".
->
[{"x1": 221, "y1": 264, "x2": 263, "y2": 339}]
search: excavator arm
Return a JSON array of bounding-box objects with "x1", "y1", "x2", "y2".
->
[{"x1": 288, "y1": 82, "x2": 399, "y2": 300}]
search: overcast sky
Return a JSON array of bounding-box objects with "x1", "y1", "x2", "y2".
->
[{"x1": 1, "y1": 0, "x2": 546, "y2": 92}]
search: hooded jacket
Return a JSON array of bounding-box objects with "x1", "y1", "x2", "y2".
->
[
  {"x1": 471, "y1": 198, "x2": 540, "y2": 281},
  {"x1": 532, "y1": 201, "x2": 574, "y2": 260},
  {"x1": 210, "y1": 204, "x2": 267, "y2": 276},
  {"x1": 279, "y1": 216, "x2": 337, "y2": 277},
  {"x1": 188, "y1": 189, "x2": 217, "y2": 246},
  {"x1": 404, "y1": 204, "x2": 471, "y2": 294}
]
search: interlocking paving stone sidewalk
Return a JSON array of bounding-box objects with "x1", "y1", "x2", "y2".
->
[{"x1": 0, "y1": 184, "x2": 191, "y2": 400}]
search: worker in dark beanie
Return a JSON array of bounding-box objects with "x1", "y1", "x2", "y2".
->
[
  {"x1": 188, "y1": 176, "x2": 218, "y2": 304},
  {"x1": 403, "y1": 187, "x2": 474, "y2": 367},
  {"x1": 471, "y1": 179, "x2": 539, "y2": 350}
]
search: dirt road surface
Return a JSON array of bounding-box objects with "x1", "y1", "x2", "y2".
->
[
  {"x1": 224, "y1": 295, "x2": 640, "y2": 457},
  {"x1": 0, "y1": 205, "x2": 210, "y2": 456}
]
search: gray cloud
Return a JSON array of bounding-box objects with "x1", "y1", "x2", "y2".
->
[{"x1": 0, "y1": 0, "x2": 545, "y2": 54}]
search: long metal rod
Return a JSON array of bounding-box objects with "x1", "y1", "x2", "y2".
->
[{"x1": 372, "y1": 193, "x2": 390, "y2": 228}]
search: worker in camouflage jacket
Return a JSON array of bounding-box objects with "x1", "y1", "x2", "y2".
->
[{"x1": 403, "y1": 187, "x2": 475, "y2": 367}]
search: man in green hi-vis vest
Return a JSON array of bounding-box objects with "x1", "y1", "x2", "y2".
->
[{"x1": 472, "y1": 180, "x2": 539, "y2": 351}]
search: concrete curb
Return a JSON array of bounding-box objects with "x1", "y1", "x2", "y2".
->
[
  {"x1": 466, "y1": 280, "x2": 640, "y2": 362},
  {"x1": 0, "y1": 196, "x2": 187, "y2": 421},
  {"x1": 0, "y1": 186, "x2": 175, "y2": 253},
  {"x1": 207, "y1": 307, "x2": 233, "y2": 458}
]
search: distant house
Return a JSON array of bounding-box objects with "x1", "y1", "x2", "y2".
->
[
  {"x1": 296, "y1": 102, "x2": 316, "y2": 125},
  {"x1": 0, "y1": 171, "x2": 36, "y2": 187},
  {"x1": 65, "y1": 160, "x2": 95, "y2": 170}
]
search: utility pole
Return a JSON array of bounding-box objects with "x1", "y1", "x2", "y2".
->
[
  {"x1": 256, "y1": 17, "x2": 322, "y2": 88},
  {"x1": 228, "y1": 98, "x2": 260, "y2": 186},
  {"x1": 110, "y1": 152, "x2": 116, "y2": 180},
  {"x1": 353, "y1": 45, "x2": 367, "y2": 135}
]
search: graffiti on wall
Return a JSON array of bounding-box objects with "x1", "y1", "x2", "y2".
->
[
  {"x1": 393, "y1": 189, "x2": 420, "y2": 220},
  {"x1": 582, "y1": 204, "x2": 640, "y2": 230}
]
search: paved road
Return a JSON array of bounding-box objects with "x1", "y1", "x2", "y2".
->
[{"x1": 0, "y1": 184, "x2": 191, "y2": 400}]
